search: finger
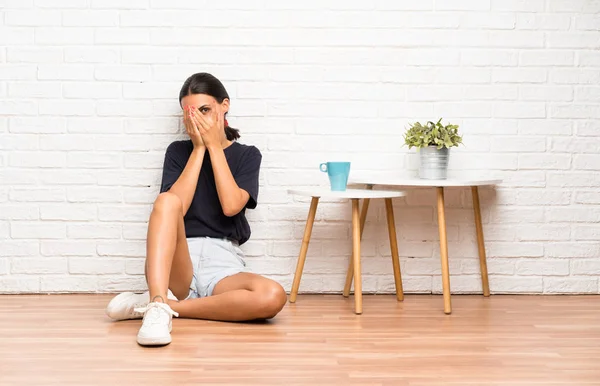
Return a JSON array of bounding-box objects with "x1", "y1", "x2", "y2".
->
[
  {"x1": 184, "y1": 111, "x2": 193, "y2": 134},
  {"x1": 195, "y1": 112, "x2": 211, "y2": 132},
  {"x1": 188, "y1": 110, "x2": 201, "y2": 133},
  {"x1": 188, "y1": 106, "x2": 197, "y2": 118},
  {"x1": 189, "y1": 107, "x2": 201, "y2": 124},
  {"x1": 190, "y1": 111, "x2": 202, "y2": 130},
  {"x1": 186, "y1": 113, "x2": 193, "y2": 130},
  {"x1": 207, "y1": 109, "x2": 217, "y2": 130},
  {"x1": 193, "y1": 116, "x2": 207, "y2": 136},
  {"x1": 213, "y1": 103, "x2": 221, "y2": 129},
  {"x1": 196, "y1": 104, "x2": 214, "y2": 127},
  {"x1": 191, "y1": 115, "x2": 201, "y2": 134},
  {"x1": 216, "y1": 107, "x2": 223, "y2": 130},
  {"x1": 183, "y1": 112, "x2": 190, "y2": 132},
  {"x1": 184, "y1": 106, "x2": 192, "y2": 124}
]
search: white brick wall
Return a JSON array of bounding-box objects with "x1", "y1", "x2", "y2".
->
[{"x1": 0, "y1": 0, "x2": 599, "y2": 295}]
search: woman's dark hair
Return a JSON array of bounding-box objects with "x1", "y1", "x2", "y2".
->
[{"x1": 179, "y1": 72, "x2": 240, "y2": 141}]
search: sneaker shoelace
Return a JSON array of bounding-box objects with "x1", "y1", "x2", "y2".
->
[{"x1": 135, "y1": 302, "x2": 179, "y2": 324}]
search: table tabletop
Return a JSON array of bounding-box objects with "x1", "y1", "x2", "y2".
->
[
  {"x1": 350, "y1": 177, "x2": 502, "y2": 187},
  {"x1": 288, "y1": 188, "x2": 406, "y2": 199}
]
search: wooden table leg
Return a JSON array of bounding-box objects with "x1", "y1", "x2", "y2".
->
[
  {"x1": 472, "y1": 186, "x2": 490, "y2": 297},
  {"x1": 351, "y1": 199, "x2": 363, "y2": 314},
  {"x1": 290, "y1": 196, "x2": 319, "y2": 303},
  {"x1": 436, "y1": 187, "x2": 452, "y2": 314},
  {"x1": 343, "y1": 197, "x2": 370, "y2": 297},
  {"x1": 385, "y1": 198, "x2": 404, "y2": 301}
]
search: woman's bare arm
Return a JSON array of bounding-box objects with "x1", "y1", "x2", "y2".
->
[
  {"x1": 166, "y1": 105, "x2": 207, "y2": 215},
  {"x1": 207, "y1": 146, "x2": 249, "y2": 217},
  {"x1": 190, "y1": 105, "x2": 249, "y2": 217},
  {"x1": 167, "y1": 147, "x2": 206, "y2": 215}
]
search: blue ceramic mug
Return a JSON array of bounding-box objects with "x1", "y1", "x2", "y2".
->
[{"x1": 320, "y1": 162, "x2": 351, "y2": 191}]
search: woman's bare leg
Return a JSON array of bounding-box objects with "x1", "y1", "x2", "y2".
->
[
  {"x1": 145, "y1": 192, "x2": 193, "y2": 302},
  {"x1": 167, "y1": 273, "x2": 287, "y2": 321}
]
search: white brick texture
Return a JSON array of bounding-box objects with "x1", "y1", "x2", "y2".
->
[{"x1": 0, "y1": 1, "x2": 599, "y2": 295}]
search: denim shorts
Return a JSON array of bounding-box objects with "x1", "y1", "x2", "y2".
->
[{"x1": 186, "y1": 237, "x2": 249, "y2": 299}]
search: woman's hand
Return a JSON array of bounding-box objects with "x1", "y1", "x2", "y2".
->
[
  {"x1": 190, "y1": 104, "x2": 223, "y2": 150},
  {"x1": 184, "y1": 105, "x2": 204, "y2": 148}
]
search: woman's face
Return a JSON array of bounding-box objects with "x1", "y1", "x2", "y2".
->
[{"x1": 181, "y1": 94, "x2": 229, "y2": 118}]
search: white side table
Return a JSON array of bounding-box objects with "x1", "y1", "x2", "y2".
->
[
  {"x1": 349, "y1": 177, "x2": 502, "y2": 314},
  {"x1": 287, "y1": 188, "x2": 406, "y2": 314}
]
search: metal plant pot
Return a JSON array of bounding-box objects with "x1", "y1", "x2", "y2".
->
[{"x1": 419, "y1": 146, "x2": 449, "y2": 180}]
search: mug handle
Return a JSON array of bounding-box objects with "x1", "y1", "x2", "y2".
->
[{"x1": 319, "y1": 163, "x2": 328, "y2": 172}]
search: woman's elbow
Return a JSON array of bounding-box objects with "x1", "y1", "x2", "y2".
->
[
  {"x1": 222, "y1": 204, "x2": 243, "y2": 217},
  {"x1": 222, "y1": 191, "x2": 249, "y2": 217},
  {"x1": 222, "y1": 208, "x2": 239, "y2": 217}
]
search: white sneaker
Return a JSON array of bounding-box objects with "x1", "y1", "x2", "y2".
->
[
  {"x1": 105, "y1": 290, "x2": 177, "y2": 321},
  {"x1": 135, "y1": 302, "x2": 179, "y2": 346}
]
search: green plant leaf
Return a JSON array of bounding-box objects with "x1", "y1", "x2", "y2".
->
[{"x1": 403, "y1": 118, "x2": 462, "y2": 149}]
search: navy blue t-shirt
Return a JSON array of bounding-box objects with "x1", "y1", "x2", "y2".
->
[{"x1": 159, "y1": 140, "x2": 261, "y2": 245}]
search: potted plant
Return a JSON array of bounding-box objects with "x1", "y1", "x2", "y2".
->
[{"x1": 404, "y1": 118, "x2": 463, "y2": 180}]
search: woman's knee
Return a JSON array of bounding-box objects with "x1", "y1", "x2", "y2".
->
[
  {"x1": 256, "y1": 282, "x2": 287, "y2": 319},
  {"x1": 153, "y1": 192, "x2": 183, "y2": 214}
]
